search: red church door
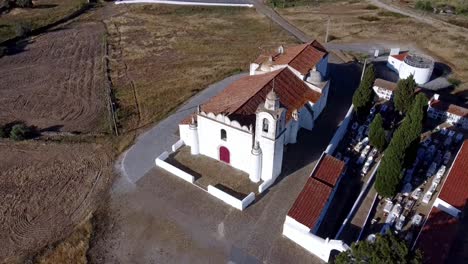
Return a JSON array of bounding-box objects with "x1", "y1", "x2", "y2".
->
[{"x1": 219, "y1": 146, "x2": 230, "y2": 164}]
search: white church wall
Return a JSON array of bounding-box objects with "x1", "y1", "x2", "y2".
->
[
  {"x1": 155, "y1": 152, "x2": 195, "y2": 184},
  {"x1": 179, "y1": 124, "x2": 191, "y2": 147},
  {"x1": 325, "y1": 104, "x2": 354, "y2": 155},
  {"x1": 207, "y1": 185, "x2": 255, "y2": 211},
  {"x1": 198, "y1": 115, "x2": 253, "y2": 174},
  {"x1": 433, "y1": 198, "x2": 460, "y2": 218},
  {"x1": 387, "y1": 56, "x2": 402, "y2": 73},
  {"x1": 299, "y1": 106, "x2": 314, "y2": 131},
  {"x1": 316, "y1": 55, "x2": 329, "y2": 78},
  {"x1": 282, "y1": 216, "x2": 348, "y2": 263}
]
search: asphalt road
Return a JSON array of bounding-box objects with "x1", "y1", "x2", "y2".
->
[{"x1": 95, "y1": 56, "x2": 362, "y2": 263}]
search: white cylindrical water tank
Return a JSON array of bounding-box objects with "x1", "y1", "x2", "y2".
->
[{"x1": 398, "y1": 54, "x2": 434, "y2": 85}]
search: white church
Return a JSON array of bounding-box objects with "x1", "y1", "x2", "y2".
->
[{"x1": 179, "y1": 41, "x2": 330, "y2": 184}]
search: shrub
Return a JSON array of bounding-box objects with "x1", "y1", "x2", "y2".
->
[
  {"x1": 10, "y1": 123, "x2": 32, "y2": 140},
  {"x1": 358, "y1": 15, "x2": 380, "y2": 22},
  {"x1": 364, "y1": 4, "x2": 378, "y2": 10},
  {"x1": 415, "y1": 0, "x2": 433, "y2": 11},
  {"x1": 377, "y1": 11, "x2": 406, "y2": 18},
  {"x1": 14, "y1": 23, "x2": 31, "y2": 37},
  {"x1": 13, "y1": 0, "x2": 33, "y2": 8}
]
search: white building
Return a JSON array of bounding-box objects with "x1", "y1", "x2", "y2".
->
[
  {"x1": 373, "y1": 78, "x2": 397, "y2": 101},
  {"x1": 283, "y1": 153, "x2": 349, "y2": 262},
  {"x1": 427, "y1": 94, "x2": 468, "y2": 130},
  {"x1": 179, "y1": 41, "x2": 330, "y2": 184},
  {"x1": 387, "y1": 52, "x2": 434, "y2": 85}
]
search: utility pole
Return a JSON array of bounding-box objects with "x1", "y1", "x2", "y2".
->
[
  {"x1": 361, "y1": 59, "x2": 368, "y2": 81},
  {"x1": 325, "y1": 17, "x2": 330, "y2": 43}
]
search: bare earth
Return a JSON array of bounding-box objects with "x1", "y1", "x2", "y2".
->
[
  {"x1": 0, "y1": 22, "x2": 107, "y2": 133},
  {"x1": 0, "y1": 141, "x2": 113, "y2": 263}
]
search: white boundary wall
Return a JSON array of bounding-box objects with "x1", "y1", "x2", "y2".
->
[
  {"x1": 116, "y1": 0, "x2": 254, "y2": 7},
  {"x1": 155, "y1": 152, "x2": 195, "y2": 184},
  {"x1": 325, "y1": 104, "x2": 354, "y2": 155},
  {"x1": 258, "y1": 178, "x2": 275, "y2": 193},
  {"x1": 207, "y1": 185, "x2": 255, "y2": 211},
  {"x1": 283, "y1": 216, "x2": 349, "y2": 262},
  {"x1": 155, "y1": 141, "x2": 256, "y2": 210}
]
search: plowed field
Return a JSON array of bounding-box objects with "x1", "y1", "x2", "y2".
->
[
  {"x1": 0, "y1": 141, "x2": 113, "y2": 263},
  {"x1": 0, "y1": 21, "x2": 107, "y2": 133}
]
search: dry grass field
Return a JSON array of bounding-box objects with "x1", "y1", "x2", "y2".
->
[
  {"x1": 0, "y1": 21, "x2": 108, "y2": 133},
  {"x1": 0, "y1": 0, "x2": 88, "y2": 43},
  {"x1": 0, "y1": 141, "x2": 113, "y2": 263},
  {"x1": 278, "y1": 1, "x2": 468, "y2": 90},
  {"x1": 104, "y1": 5, "x2": 298, "y2": 144}
]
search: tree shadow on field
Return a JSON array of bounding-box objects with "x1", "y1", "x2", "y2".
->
[
  {"x1": 40, "y1": 125, "x2": 64, "y2": 132},
  {"x1": 3, "y1": 38, "x2": 33, "y2": 56},
  {"x1": 2, "y1": 120, "x2": 40, "y2": 139}
]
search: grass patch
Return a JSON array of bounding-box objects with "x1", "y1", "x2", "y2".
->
[
  {"x1": 448, "y1": 18, "x2": 468, "y2": 28},
  {"x1": 358, "y1": 15, "x2": 380, "y2": 22},
  {"x1": 106, "y1": 5, "x2": 297, "y2": 134},
  {"x1": 34, "y1": 218, "x2": 93, "y2": 264},
  {"x1": 0, "y1": 0, "x2": 89, "y2": 43},
  {"x1": 377, "y1": 10, "x2": 407, "y2": 18},
  {"x1": 448, "y1": 77, "x2": 462, "y2": 87}
]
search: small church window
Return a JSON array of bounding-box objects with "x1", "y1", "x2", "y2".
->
[
  {"x1": 262, "y1": 118, "x2": 269, "y2": 132},
  {"x1": 221, "y1": 129, "x2": 227, "y2": 141}
]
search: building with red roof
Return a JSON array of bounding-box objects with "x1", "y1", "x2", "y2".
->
[
  {"x1": 428, "y1": 94, "x2": 468, "y2": 130},
  {"x1": 282, "y1": 153, "x2": 349, "y2": 262},
  {"x1": 179, "y1": 41, "x2": 330, "y2": 186},
  {"x1": 414, "y1": 140, "x2": 468, "y2": 263}
]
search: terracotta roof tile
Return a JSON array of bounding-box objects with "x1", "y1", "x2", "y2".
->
[
  {"x1": 430, "y1": 100, "x2": 468, "y2": 118},
  {"x1": 417, "y1": 207, "x2": 459, "y2": 264},
  {"x1": 199, "y1": 67, "x2": 321, "y2": 126},
  {"x1": 255, "y1": 41, "x2": 328, "y2": 75},
  {"x1": 391, "y1": 52, "x2": 409, "y2": 61},
  {"x1": 287, "y1": 154, "x2": 345, "y2": 229},
  {"x1": 312, "y1": 154, "x2": 345, "y2": 186},
  {"x1": 373, "y1": 78, "x2": 397, "y2": 91},
  {"x1": 439, "y1": 140, "x2": 468, "y2": 210},
  {"x1": 287, "y1": 177, "x2": 333, "y2": 229}
]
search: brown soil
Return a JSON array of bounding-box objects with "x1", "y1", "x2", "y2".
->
[
  {"x1": 0, "y1": 140, "x2": 113, "y2": 263},
  {"x1": 0, "y1": 21, "x2": 107, "y2": 133}
]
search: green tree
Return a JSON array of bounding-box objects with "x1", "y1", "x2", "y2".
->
[
  {"x1": 394, "y1": 76, "x2": 417, "y2": 114},
  {"x1": 9, "y1": 123, "x2": 31, "y2": 141},
  {"x1": 335, "y1": 233, "x2": 423, "y2": 264},
  {"x1": 369, "y1": 113, "x2": 386, "y2": 151},
  {"x1": 352, "y1": 64, "x2": 375, "y2": 119}
]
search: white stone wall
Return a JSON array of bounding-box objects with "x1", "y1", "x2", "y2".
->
[
  {"x1": 387, "y1": 56, "x2": 402, "y2": 72},
  {"x1": 398, "y1": 61, "x2": 433, "y2": 85},
  {"x1": 282, "y1": 216, "x2": 349, "y2": 263},
  {"x1": 316, "y1": 54, "x2": 329, "y2": 78},
  {"x1": 197, "y1": 115, "x2": 253, "y2": 174},
  {"x1": 427, "y1": 106, "x2": 468, "y2": 130},
  {"x1": 207, "y1": 185, "x2": 255, "y2": 211},
  {"x1": 433, "y1": 198, "x2": 460, "y2": 218}
]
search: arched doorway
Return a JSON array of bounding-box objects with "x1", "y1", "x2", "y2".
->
[{"x1": 219, "y1": 146, "x2": 230, "y2": 164}]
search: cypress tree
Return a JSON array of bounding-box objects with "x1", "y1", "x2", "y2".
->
[
  {"x1": 369, "y1": 113, "x2": 386, "y2": 151},
  {"x1": 394, "y1": 75, "x2": 417, "y2": 114},
  {"x1": 352, "y1": 64, "x2": 375, "y2": 119}
]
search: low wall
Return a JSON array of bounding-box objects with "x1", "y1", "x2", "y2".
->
[
  {"x1": 207, "y1": 185, "x2": 255, "y2": 211},
  {"x1": 325, "y1": 105, "x2": 354, "y2": 155},
  {"x1": 172, "y1": 139, "x2": 185, "y2": 152},
  {"x1": 116, "y1": 0, "x2": 254, "y2": 7},
  {"x1": 155, "y1": 152, "x2": 195, "y2": 184},
  {"x1": 283, "y1": 217, "x2": 349, "y2": 263},
  {"x1": 258, "y1": 178, "x2": 275, "y2": 193}
]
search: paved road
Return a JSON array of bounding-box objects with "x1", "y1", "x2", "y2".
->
[{"x1": 95, "y1": 58, "x2": 362, "y2": 263}]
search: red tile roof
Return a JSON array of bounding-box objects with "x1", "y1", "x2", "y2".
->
[
  {"x1": 430, "y1": 99, "x2": 468, "y2": 118},
  {"x1": 439, "y1": 140, "x2": 468, "y2": 210},
  {"x1": 198, "y1": 67, "x2": 321, "y2": 126},
  {"x1": 287, "y1": 154, "x2": 345, "y2": 229},
  {"x1": 417, "y1": 207, "x2": 459, "y2": 264},
  {"x1": 255, "y1": 41, "x2": 328, "y2": 75},
  {"x1": 373, "y1": 78, "x2": 397, "y2": 91},
  {"x1": 288, "y1": 177, "x2": 333, "y2": 229},
  {"x1": 391, "y1": 52, "x2": 409, "y2": 61},
  {"x1": 312, "y1": 154, "x2": 346, "y2": 187}
]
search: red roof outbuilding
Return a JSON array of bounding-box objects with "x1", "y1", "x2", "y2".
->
[
  {"x1": 438, "y1": 140, "x2": 468, "y2": 210},
  {"x1": 287, "y1": 154, "x2": 345, "y2": 230}
]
